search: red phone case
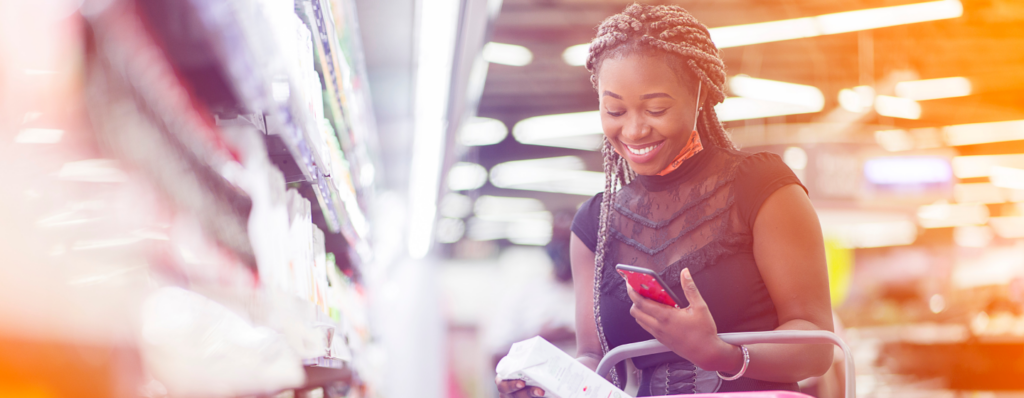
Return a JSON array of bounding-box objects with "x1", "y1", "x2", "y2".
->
[{"x1": 617, "y1": 269, "x2": 678, "y2": 307}]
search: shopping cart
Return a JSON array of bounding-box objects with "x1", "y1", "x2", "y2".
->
[{"x1": 596, "y1": 330, "x2": 855, "y2": 398}]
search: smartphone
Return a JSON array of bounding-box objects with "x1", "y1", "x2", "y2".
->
[{"x1": 615, "y1": 264, "x2": 686, "y2": 308}]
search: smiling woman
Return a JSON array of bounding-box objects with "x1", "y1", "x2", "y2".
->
[{"x1": 497, "y1": 4, "x2": 835, "y2": 398}]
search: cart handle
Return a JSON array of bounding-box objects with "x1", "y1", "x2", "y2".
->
[{"x1": 595, "y1": 330, "x2": 854, "y2": 398}]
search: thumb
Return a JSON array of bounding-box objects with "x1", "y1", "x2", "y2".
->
[{"x1": 679, "y1": 268, "x2": 705, "y2": 308}]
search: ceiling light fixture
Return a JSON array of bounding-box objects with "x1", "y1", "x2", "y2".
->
[
  {"x1": 944, "y1": 119, "x2": 1024, "y2": 147},
  {"x1": 837, "y1": 86, "x2": 875, "y2": 113},
  {"x1": 951, "y1": 154, "x2": 1024, "y2": 179},
  {"x1": 408, "y1": 0, "x2": 461, "y2": 259},
  {"x1": 447, "y1": 162, "x2": 489, "y2": 191},
  {"x1": 482, "y1": 42, "x2": 533, "y2": 67},
  {"x1": 990, "y1": 166, "x2": 1024, "y2": 190},
  {"x1": 459, "y1": 117, "x2": 508, "y2": 146},
  {"x1": 917, "y1": 202, "x2": 989, "y2": 229},
  {"x1": 875, "y1": 95, "x2": 922, "y2": 119},
  {"x1": 729, "y1": 75, "x2": 825, "y2": 110},
  {"x1": 895, "y1": 77, "x2": 971, "y2": 101},
  {"x1": 512, "y1": 111, "x2": 603, "y2": 150},
  {"x1": 489, "y1": 156, "x2": 604, "y2": 196},
  {"x1": 561, "y1": 0, "x2": 962, "y2": 65}
]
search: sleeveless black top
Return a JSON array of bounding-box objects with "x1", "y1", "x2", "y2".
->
[{"x1": 571, "y1": 146, "x2": 805, "y2": 396}]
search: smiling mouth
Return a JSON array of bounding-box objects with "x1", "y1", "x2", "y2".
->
[{"x1": 625, "y1": 142, "x2": 661, "y2": 156}]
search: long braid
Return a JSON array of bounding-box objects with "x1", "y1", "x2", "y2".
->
[{"x1": 584, "y1": 3, "x2": 735, "y2": 386}]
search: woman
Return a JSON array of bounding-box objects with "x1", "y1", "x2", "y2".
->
[{"x1": 498, "y1": 3, "x2": 834, "y2": 397}]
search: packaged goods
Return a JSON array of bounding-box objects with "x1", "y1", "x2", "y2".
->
[{"x1": 496, "y1": 336, "x2": 628, "y2": 398}]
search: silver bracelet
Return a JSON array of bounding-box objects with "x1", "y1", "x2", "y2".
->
[{"x1": 717, "y1": 345, "x2": 749, "y2": 381}]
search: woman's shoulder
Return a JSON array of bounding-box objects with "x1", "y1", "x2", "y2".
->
[
  {"x1": 570, "y1": 192, "x2": 604, "y2": 253},
  {"x1": 730, "y1": 150, "x2": 808, "y2": 228}
]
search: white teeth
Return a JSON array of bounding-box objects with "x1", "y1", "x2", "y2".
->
[{"x1": 627, "y1": 145, "x2": 655, "y2": 156}]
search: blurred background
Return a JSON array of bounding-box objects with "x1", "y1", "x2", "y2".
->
[{"x1": 1, "y1": 0, "x2": 1023, "y2": 397}]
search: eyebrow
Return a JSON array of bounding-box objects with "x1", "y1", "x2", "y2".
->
[
  {"x1": 602, "y1": 90, "x2": 622, "y2": 99},
  {"x1": 640, "y1": 93, "x2": 673, "y2": 100}
]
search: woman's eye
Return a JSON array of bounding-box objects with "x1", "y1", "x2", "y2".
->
[
  {"x1": 606, "y1": 110, "x2": 625, "y2": 117},
  {"x1": 648, "y1": 109, "x2": 668, "y2": 116}
]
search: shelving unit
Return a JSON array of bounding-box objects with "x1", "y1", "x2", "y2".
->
[{"x1": 0, "y1": 0, "x2": 386, "y2": 396}]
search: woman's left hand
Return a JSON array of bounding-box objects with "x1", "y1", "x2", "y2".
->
[{"x1": 625, "y1": 268, "x2": 735, "y2": 371}]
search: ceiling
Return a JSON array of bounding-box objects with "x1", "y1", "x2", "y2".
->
[{"x1": 473, "y1": 0, "x2": 1024, "y2": 204}]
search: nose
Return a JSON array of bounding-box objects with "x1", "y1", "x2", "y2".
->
[{"x1": 621, "y1": 113, "x2": 648, "y2": 143}]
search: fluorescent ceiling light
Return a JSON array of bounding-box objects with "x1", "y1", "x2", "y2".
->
[
  {"x1": 483, "y1": 42, "x2": 533, "y2": 66},
  {"x1": 435, "y1": 218, "x2": 466, "y2": 244},
  {"x1": 447, "y1": 162, "x2": 488, "y2": 191},
  {"x1": 712, "y1": 0, "x2": 962, "y2": 48},
  {"x1": 944, "y1": 119, "x2": 1024, "y2": 146},
  {"x1": 714, "y1": 97, "x2": 821, "y2": 121},
  {"x1": 460, "y1": 117, "x2": 508, "y2": 146},
  {"x1": 439, "y1": 193, "x2": 473, "y2": 218},
  {"x1": 951, "y1": 154, "x2": 1024, "y2": 179},
  {"x1": 989, "y1": 216, "x2": 1024, "y2": 239},
  {"x1": 954, "y1": 183, "x2": 1006, "y2": 204},
  {"x1": 561, "y1": 0, "x2": 963, "y2": 65},
  {"x1": 863, "y1": 157, "x2": 951, "y2": 185},
  {"x1": 475, "y1": 195, "x2": 546, "y2": 217},
  {"x1": 729, "y1": 75, "x2": 825, "y2": 110},
  {"x1": 875, "y1": 129, "x2": 915, "y2": 152},
  {"x1": 562, "y1": 43, "x2": 590, "y2": 67},
  {"x1": 837, "y1": 86, "x2": 875, "y2": 113},
  {"x1": 15, "y1": 128, "x2": 63, "y2": 144},
  {"x1": 408, "y1": 0, "x2": 461, "y2": 259},
  {"x1": 875, "y1": 95, "x2": 921, "y2": 119},
  {"x1": 512, "y1": 111, "x2": 604, "y2": 150},
  {"x1": 953, "y1": 225, "x2": 993, "y2": 248},
  {"x1": 490, "y1": 156, "x2": 603, "y2": 196},
  {"x1": 990, "y1": 166, "x2": 1024, "y2": 190},
  {"x1": 896, "y1": 77, "x2": 971, "y2": 101},
  {"x1": 917, "y1": 202, "x2": 989, "y2": 228}
]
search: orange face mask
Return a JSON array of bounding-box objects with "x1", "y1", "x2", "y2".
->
[{"x1": 656, "y1": 81, "x2": 703, "y2": 176}]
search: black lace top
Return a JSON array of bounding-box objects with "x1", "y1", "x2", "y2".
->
[{"x1": 571, "y1": 145, "x2": 806, "y2": 395}]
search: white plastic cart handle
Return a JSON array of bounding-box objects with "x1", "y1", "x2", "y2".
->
[{"x1": 595, "y1": 330, "x2": 855, "y2": 398}]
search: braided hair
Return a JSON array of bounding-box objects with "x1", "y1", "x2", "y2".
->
[{"x1": 584, "y1": 3, "x2": 734, "y2": 386}]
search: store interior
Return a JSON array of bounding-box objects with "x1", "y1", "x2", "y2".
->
[{"x1": 2, "y1": 0, "x2": 1024, "y2": 397}]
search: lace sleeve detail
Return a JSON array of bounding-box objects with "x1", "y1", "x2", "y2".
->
[{"x1": 734, "y1": 152, "x2": 807, "y2": 230}]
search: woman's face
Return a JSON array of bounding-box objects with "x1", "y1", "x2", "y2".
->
[{"x1": 597, "y1": 54, "x2": 704, "y2": 176}]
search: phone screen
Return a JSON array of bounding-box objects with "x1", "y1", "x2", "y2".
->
[{"x1": 615, "y1": 264, "x2": 686, "y2": 308}]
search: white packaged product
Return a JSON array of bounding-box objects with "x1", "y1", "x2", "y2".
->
[{"x1": 496, "y1": 336, "x2": 628, "y2": 398}]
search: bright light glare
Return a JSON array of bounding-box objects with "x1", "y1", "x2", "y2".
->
[
  {"x1": 561, "y1": 0, "x2": 963, "y2": 65},
  {"x1": 944, "y1": 119, "x2": 1024, "y2": 146},
  {"x1": 512, "y1": 111, "x2": 603, "y2": 150},
  {"x1": 15, "y1": 128, "x2": 64, "y2": 144},
  {"x1": 447, "y1": 162, "x2": 488, "y2": 191},
  {"x1": 863, "y1": 157, "x2": 951, "y2": 185},
  {"x1": 838, "y1": 85, "x2": 875, "y2": 113},
  {"x1": 895, "y1": 77, "x2": 971, "y2": 101},
  {"x1": 408, "y1": 0, "x2": 461, "y2": 258},
  {"x1": 490, "y1": 156, "x2": 603, "y2": 196},
  {"x1": 729, "y1": 75, "x2": 824, "y2": 110},
  {"x1": 714, "y1": 97, "x2": 820, "y2": 122},
  {"x1": 58, "y1": 159, "x2": 129, "y2": 183},
  {"x1": 713, "y1": 0, "x2": 962, "y2": 48},
  {"x1": 817, "y1": 209, "x2": 917, "y2": 248},
  {"x1": 917, "y1": 202, "x2": 989, "y2": 229},
  {"x1": 954, "y1": 225, "x2": 993, "y2": 248},
  {"x1": 439, "y1": 193, "x2": 473, "y2": 218},
  {"x1": 875, "y1": 95, "x2": 922, "y2": 119},
  {"x1": 989, "y1": 216, "x2": 1024, "y2": 239},
  {"x1": 990, "y1": 166, "x2": 1024, "y2": 190},
  {"x1": 952, "y1": 154, "x2": 1024, "y2": 178},
  {"x1": 875, "y1": 129, "x2": 915, "y2": 152},
  {"x1": 460, "y1": 117, "x2": 508, "y2": 146},
  {"x1": 783, "y1": 147, "x2": 808, "y2": 170},
  {"x1": 475, "y1": 195, "x2": 546, "y2": 217},
  {"x1": 562, "y1": 43, "x2": 590, "y2": 67},
  {"x1": 482, "y1": 42, "x2": 533, "y2": 67},
  {"x1": 954, "y1": 183, "x2": 1005, "y2": 204},
  {"x1": 469, "y1": 196, "x2": 553, "y2": 245},
  {"x1": 435, "y1": 218, "x2": 466, "y2": 244}
]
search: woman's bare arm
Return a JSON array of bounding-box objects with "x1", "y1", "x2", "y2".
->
[
  {"x1": 570, "y1": 232, "x2": 603, "y2": 371},
  {"x1": 736, "y1": 183, "x2": 835, "y2": 381}
]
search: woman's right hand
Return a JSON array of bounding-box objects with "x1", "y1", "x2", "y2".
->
[{"x1": 495, "y1": 377, "x2": 546, "y2": 398}]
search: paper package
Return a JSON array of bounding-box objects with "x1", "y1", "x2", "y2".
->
[{"x1": 496, "y1": 336, "x2": 628, "y2": 398}]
